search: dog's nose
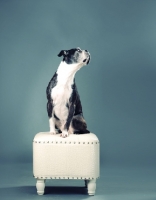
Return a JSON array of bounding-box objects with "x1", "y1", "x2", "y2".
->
[{"x1": 85, "y1": 50, "x2": 88, "y2": 52}]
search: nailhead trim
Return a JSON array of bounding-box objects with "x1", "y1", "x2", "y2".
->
[
  {"x1": 33, "y1": 136, "x2": 100, "y2": 144},
  {"x1": 33, "y1": 176, "x2": 99, "y2": 179},
  {"x1": 33, "y1": 141, "x2": 99, "y2": 144},
  {"x1": 33, "y1": 141, "x2": 100, "y2": 144}
]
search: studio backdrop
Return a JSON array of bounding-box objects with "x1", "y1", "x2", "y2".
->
[{"x1": 0, "y1": 0, "x2": 156, "y2": 167}]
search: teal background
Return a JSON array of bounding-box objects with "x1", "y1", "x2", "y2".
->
[{"x1": 0, "y1": 0, "x2": 156, "y2": 167}]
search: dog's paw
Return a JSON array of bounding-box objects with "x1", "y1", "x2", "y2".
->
[
  {"x1": 50, "y1": 129, "x2": 56, "y2": 135},
  {"x1": 50, "y1": 132, "x2": 56, "y2": 135},
  {"x1": 60, "y1": 131, "x2": 68, "y2": 138}
]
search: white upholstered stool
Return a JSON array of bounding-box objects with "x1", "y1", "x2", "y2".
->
[{"x1": 33, "y1": 132, "x2": 100, "y2": 195}]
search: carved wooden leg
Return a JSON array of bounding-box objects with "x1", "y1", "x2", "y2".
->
[
  {"x1": 87, "y1": 179, "x2": 96, "y2": 195},
  {"x1": 36, "y1": 179, "x2": 45, "y2": 195}
]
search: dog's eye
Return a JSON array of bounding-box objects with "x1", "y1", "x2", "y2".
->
[{"x1": 77, "y1": 49, "x2": 82, "y2": 52}]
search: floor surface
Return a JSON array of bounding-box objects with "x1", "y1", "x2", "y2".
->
[{"x1": 0, "y1": 163, "x2": 156, "y2": 200}]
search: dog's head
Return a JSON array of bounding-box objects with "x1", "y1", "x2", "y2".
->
[{"x1": 58, "y1": 47, "x2": 90, "y2": 65}]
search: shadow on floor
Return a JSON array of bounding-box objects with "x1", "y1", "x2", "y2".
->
[{"x1": 45, "y1": 185, "x2": 87, "y2": 195}]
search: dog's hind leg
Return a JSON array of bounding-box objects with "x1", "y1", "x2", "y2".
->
[{"x1": 72, "y1": 114, "x2": 90, "y2": 134}]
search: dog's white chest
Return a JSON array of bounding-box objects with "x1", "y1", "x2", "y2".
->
[
  {"x1": 51, "y1": 84, "x2": 72, "y2": 120},
  {"x1": 50, "y1": 62, "x2": 77, "y2": 121}
]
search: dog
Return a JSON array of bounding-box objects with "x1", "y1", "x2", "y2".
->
[{"x1": 46, "y1": 47, "x2": 90, "y2": 138}]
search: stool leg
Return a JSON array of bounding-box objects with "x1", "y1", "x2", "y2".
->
[
  {"x1": 36, "y1": 179, "x2": 45, "y2": 195},
  {"x1": 87, "y1": 179, "x2": 96, "y2": 195}
]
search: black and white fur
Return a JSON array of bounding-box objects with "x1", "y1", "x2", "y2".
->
[{"x1": 46, "y1": 47, "x2": 90, "y2": 138}]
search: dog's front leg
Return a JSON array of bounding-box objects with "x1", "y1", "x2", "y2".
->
[
  {"x1": 47, "y1": 101, "x2": 56, "y2": 134},
  {"x1": 49, "y1": 116, "x2": 56, "y2": 134},
  {"x1": 60, "y1": 104, "x2": 75, "y2": 138}
]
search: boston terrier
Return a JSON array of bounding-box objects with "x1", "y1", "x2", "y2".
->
[{"x1": 46, "y1": 47, "x2": 90, "y2": 138}]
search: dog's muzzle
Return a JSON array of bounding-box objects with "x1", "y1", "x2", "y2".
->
[{"x1": 83, "y1": 50, "x2": 91, "y2": 64}]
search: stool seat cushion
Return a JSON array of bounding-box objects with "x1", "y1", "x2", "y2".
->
[{"x1": 33, "y1": 132, "x2": 100, "y2": 180}]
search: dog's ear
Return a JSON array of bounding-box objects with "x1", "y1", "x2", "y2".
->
[{"x1": 57, "y1": 50, "x2": 68, "y2": 57}]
